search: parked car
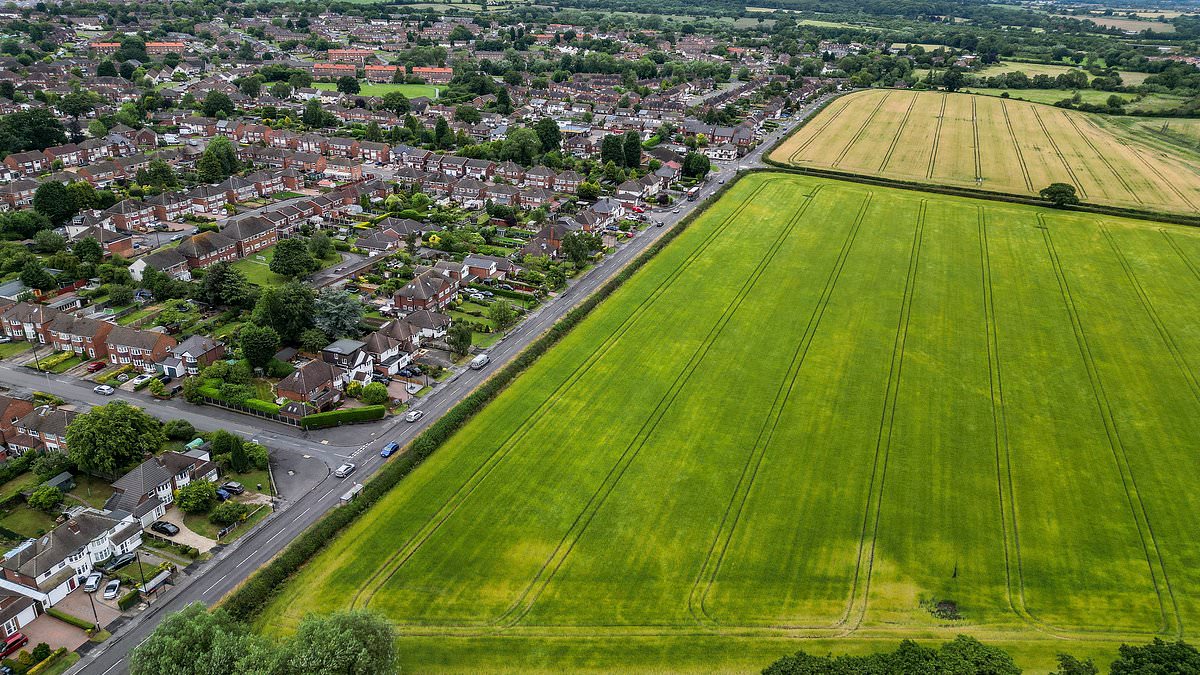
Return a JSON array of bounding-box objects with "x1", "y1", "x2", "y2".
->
[
  {"x1": 215, "y1": 488, "x2": 231, "y2": 502},
  {"x1": 82, "y1": 572, "x2": 102, "y2": 592},
  {"x1": 481, "y1": 291, "x2": 494, "y2": 298},
  {"x1": 381, "y1": 442, "x2": 400, "y2": 458},
  {"x1": 116, "y1": 373, "x2": 130, "y2": 382},
  {"x1": 469, "y1": 293, "x2": 486, "y2": 301},
  {"x1": 156, "y1": 373, "x2": 172, "y2": 383},
  {"x1": 630, "y1": 205, "x2": 644, "y2": 213},
  {"x1": 170, "y1": 234, "x2": 184, "y2": 241},
  {"x1": 0, "y1": 336, "x2": 9, "y2": 344},
  {"x1": 102, "y1": 579, "x2": 121, "y2": 600},
  {"x1": 405, "y1": 410, "x2": 424, "y2": 423},
  {"x1": 334, "y1": 463, "x2": 356, "y2": 478},
  {"x1": 105, "y1": 551, "x2": 137, "y2": 571},
  {"x1": 499, "y1": 284, "x2": 514, "y2": 291},
  {"x1": 130, "y1": 373, "x2": 153, "y2": 387},
  {"x1": 93, "y1": 384, "x2": 115, "y2": 396},
  {"x1": 86, "y1": 361, "x2": 106, "y2": 373},
  {"x1": 1, "y1": 634, "x2": 27, "y2": 659},
  {"x1": 221, "y1": 481, "x2": 245, "y2": 495},
  {"x1": 150, "y1": 521, "x2": 179, "y2": 537}
]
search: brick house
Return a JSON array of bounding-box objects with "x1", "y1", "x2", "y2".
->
[
  {"x1": 275, "y1": 360, "x2": 347, "y2": 411},
  {"x1": 106, "y1": 325, "x2": 177, "y2": 373},
  {"x1": 1, "y1": 302, "x2": 58, "y2": 343},
  {"x1": 177, "y1": 232, "x2": 239, "y2": 269},
  {"x1": 394, "y1": 269, "x2": 458, "y2": 312},
  {"x1": 221, "y1": 217, "x2": 277, "y2": 258},
  {"x1": 47, "y1": 314, "x2": 112, "y2": 359}
]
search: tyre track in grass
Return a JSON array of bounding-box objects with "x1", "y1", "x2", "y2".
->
[
  {"x1": 972, "y1": 96, "x2": 983, "y2": 181},
  {"x1": 1160, "y1": 229, "x2": 1200, "y2": 280},
  {"x1": 1095, "y1": 119, "x2": 1200, "y2": 213},
  {"x1": 1060, "y1": 113, "x2": 1141, "y2": 205},
  {"x1": 1030, "y1": 107, "x2": 1088, "y2": 200},
  {"x1": 878, "y1": 93, "x2": 918, "y2": 173},
  {"x1": 926, "y1": 94, "x2": 947, "y2": 179},
  {"x1": 785, "y1": 96, "x2": 854, "y2": 165},
  {"x1": 832, "y1": 91, "x2": 892, "y2": 169},
  {"x1": 1000, "y1": 100, "x2": 1034, "y2": 192},
  {"x1": 1040, "y1": 218, "x2": 1181, "y2": 638},
  {"x1": 491, "y1": 188, "x2": 822, "y2": 631},
  {"x1": 348, "y1": 179, "x2": 783, "y2": 614},
  {"x1": 687, "y1": 193, "x2": 872, "y2": 630},
  {"x1": 841, "y1": 199, "x2": 926, "y2": 634}
]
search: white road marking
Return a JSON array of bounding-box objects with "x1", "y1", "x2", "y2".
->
[
  {"x1": 264, "y1": 529, "x2": 286, "y2": 545},
  {"x1": 101, "y1": 659, "x2": 123, "y2": 675},
  {"x1": 203, "y1": 574, "x2": 228, "y2": 594}
]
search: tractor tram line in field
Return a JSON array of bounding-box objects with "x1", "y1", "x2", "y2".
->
[
  {"x1": 925, "y1": 93, "x2": 948, "y2": 180},
  {"x1": 843, "y1": 201, "x2": 927, "y2": 635},
  {"x1": 1028, "y1": 107, "x2": 1089, "y2": 200},
  {"x1": 1061, "y1": 114, "x2": 1142, "y2": 205},
  {"x1": 877, "y1": 94, "x2": 918, "y2": 173},
  {"x1": 1160, "y1": 229, "x2": 1200, "y2": 281},
  {"x1": 492, "y1": 191, "x2": 824, "y2": 631},
  {"x1": 784, "y1": 97, "x2": 853, "y2": 165},
  {"x1": 346, "y1": 181, "x2": 785, "y2": 616},
  {"x1": 688, "y1": 193, "x2": 873, "y2": 631},
  {"x1": 1000, "y1": 100, "x2": 1035, "y2": 192},
  {"x1": 1039, "y1": 220, "x2": 1182, "y2": 637},
  {"x1": 832, "y1": 91, "x2": 893, "y2": 169}
]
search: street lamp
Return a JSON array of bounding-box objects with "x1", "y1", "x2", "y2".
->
[{"x1": 85, "y1": 586, "x2": 100, "y2": 633}]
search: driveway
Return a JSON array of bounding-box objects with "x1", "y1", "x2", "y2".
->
[
  {"x1": 54, "y1": 588, "x2": 120, "y2": 628},
  {"x1": 156, "y1": 509, "x2": 217, "y2": 553},
  {"x1": 21, "y1": 613, "x2": 89, "y2": 652}
]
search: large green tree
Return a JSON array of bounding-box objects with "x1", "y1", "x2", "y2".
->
[
  {"x1": 201, "y1": 90, "x2": 235, "y2": 118},
  {"x1": 279, "y1": 609, "x2": 395, "y2": 674},
  {"x1": 534, "y1": 117, "x2": 561, "y2": 153},
  {"x1": 252, "y1": 282, "x2": 315, "y2": 344},
  {"x1": 240, "y1": 324, "x2": 280, "y2": 370},
  {"x1": 32, "y1": 182, "x2": 75, "y2": 226},
  {"x1": 129, "y1": 604, "x2": 276, "y2": 675},
  {"x1": 313, "y1": 289, "x2": 364, "y2": 339},
  {"x1": 1111, "y1": 638, "x2": 1200, "y2": 674},
  {"x1": 66, "y1": 402, "x2": 165, "y2": 477},
  {"x1": 622, "y1": 130, "x2": 641, "y2": 168},
  {"x1": 269, "y1": 238, "x2": 317, "y2": 278},
  {"x1": 764, "y1": 636, "x2": 1019, "y2": 675},
  {"x1": 447, "y1": 322, "x2": 473, "y2": 356}
]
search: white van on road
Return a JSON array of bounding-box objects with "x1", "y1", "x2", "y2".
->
[{"x1": 469, "y1": 353, "x2": 490, "y2": 370}]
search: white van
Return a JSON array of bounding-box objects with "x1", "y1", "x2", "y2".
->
[{"x1": 469, "y1": 353, "x2": 490, "y2": 370}]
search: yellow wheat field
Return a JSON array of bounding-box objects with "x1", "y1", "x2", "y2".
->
[{"x1": 773, "y1": 89, "x2": 1200, "y2": 215}]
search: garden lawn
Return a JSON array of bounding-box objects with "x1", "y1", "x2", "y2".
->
[
  {"x1": 0, "y1": 472, "x2": 40, "y2": 503},
  {"x1": 255, "y1": 173, "x2": 1200, "y2": 672},
  {"x1": 0, "y1": 342, "x2": 30, "y2": 359},
  {"x1": 773, "y1": 89, "x2": 1200, "y2": 214},
  {"x1": 230, "y1": 244, "x2": 341, "y2": 287},
  {"x1": 311, "y1": 82, "x2": 441, "y2": 99},
  {"x1": 0, "y1": 505, "x2": 58, "y2": 539},
  {"x1": 66, "y1": 475, "x2": 114, "y2": 510}
]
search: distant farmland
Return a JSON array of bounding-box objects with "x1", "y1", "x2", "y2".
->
[
  {"x1": 771, "y1": 89, "x2": 1200, "y2": 215},
  {"x1": 256, "y1": 173, "x2": 1200, "y2": 672}
]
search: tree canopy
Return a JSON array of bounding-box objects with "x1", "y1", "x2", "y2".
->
[{"x1": 66, "y1": 402, "x2": 164, "y2": 477}]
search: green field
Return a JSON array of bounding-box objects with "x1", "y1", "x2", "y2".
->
[
  {"x1": 256, "y1": 173, "x2": 1200, "y2": 672},
  {"x1": 773, "y1": 89, "x2": 1200, "y2": 214},
  {"x1": 312, "y1": 82, "x2": 441, "y2": 99}
]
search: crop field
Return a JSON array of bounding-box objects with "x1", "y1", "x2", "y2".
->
[
  {"x1": 255, "y1": 173, "x2": 1200, "y2": 672},
  {"x1": 772, "y1": 89, "x2": 1200, "y2": 215}
]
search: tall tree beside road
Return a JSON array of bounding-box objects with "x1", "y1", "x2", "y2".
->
[
  {"x1": 447, "y1": 322, "x2": 473, "y2": 356},
  {"x1": 66, "y1": 402, "x2": 165, "y2": 478},
  {"x1": 601, "y1": 134, "x2": 625, "y2": 167},
  {"x1": 280, "y1": 610, "x2": 396, "y2": 674},
  {"x1": 682, "y1": 151, "x2": 711, "y2": 179}
]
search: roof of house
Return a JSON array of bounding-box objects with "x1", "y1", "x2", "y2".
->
[
  {"x1": 107, "y1": 325, "x2": 173, "y2": 351},
  {"x1": 277, "y1": 359, "x2": 343, "y2": 395},
  {"x1": 396, "y1": 269, "x2": 451, "y2": 301},
  {"x1": 2, "y1": 511, "x2": 125, "y2": 579},
  {"x1": 177, "y1": 231, "x2": 236, "y2": 258}
]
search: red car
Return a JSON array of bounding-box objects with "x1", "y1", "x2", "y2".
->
[
  {"x1": 86, "y1": 361, "x2": 106, "y2": 373},
  {"x1": 1, "y1": 633, "x2": 27, "y2": 658},
  {"x1": 630, "y1": 205, "x2": 644, "y2": 213}
]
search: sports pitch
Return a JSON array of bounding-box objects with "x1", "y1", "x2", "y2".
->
[
  {"x1": 771, "y1": 89, "x2": 1200, "y2": 215},
  {"x1": 256, "y1": 173, "x2": 1200, "y2": 671}
]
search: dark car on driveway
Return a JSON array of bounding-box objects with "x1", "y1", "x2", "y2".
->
[
  {"x1": 150, "y1": 521, "x2": 179, "y2": 537},
  {"x1": 104, "y1": 551, "x2": 137, "y2": 571},
  {"x1": 221, "y1": 481, "x2": 245, "y2": 495}
]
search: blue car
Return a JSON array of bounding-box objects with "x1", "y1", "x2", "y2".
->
[
  {"x1": 380, "y1": 442, "x2": 400, "y2": 458},
  {"x1": 215, "y1": 488, "x2": 231, "y2": 501}
]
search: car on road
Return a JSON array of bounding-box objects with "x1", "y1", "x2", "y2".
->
[
  {"x1": 170, "y1": 234, "x2": 184, "y2": 241},
  {"x1": 1, "y1": 634, "x2": 27, "y2": 659},
  {"x1": 405, "y1": 410, "x2": 424, "y2": 423},
  {"x1": 656, "y1": 220, "x2": 664, "y2": 227},
  {"x1": 93, "y1": 384, "x2": 115, "y2": 396},
  {"x1": 381, "y1": 442, "x2": 400, "y2": 458},
  {"x1": 104, "y1": 552, "x2": 137, "y2": 571},
  {"x1": 82, "y1": 572, "x2": 103, "y2": 592},
  {"x1": 150, "y1": 521, "x2": 179, "y2": 537},
  {"x1": 102, "y1": 579, "x2": 121, "y2": 600},
  {"x1": 673, "y1": 208, "x2": 681, "y2": 214},
  {"x1": 86, "y1": 361, "x2": 106, "y2": 373},
  {"x1": 470, "y1": 353, "x2": 490, "y2": 370},
  {"x1": 221, "y1": 481, "x2": 245, "y2": 495},
  {"x1": 334, "y1": 463, "x2": 356, "y2": 478}
]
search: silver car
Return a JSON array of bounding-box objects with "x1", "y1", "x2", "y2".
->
[{"x1": 334, "y1": 463, "x2": 356, "y2": 478}]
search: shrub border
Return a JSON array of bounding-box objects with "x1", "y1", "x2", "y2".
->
[{"x1": 220, "y1": 176, "x2": 745, "y2": 623}]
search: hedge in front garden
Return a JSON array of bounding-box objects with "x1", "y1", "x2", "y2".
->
[
  {"x1": 221, "y1": 179, "x2": 741, "y2": 624},
  {"x1": 299, "y1": 405, "x2": 387, "y2": 429},
  {"x1": 117, "y1": 589, "x2": 140, "y2": 611},
  {"x1": 47, "y1": 607, "x2": 94, "y2": 630}
]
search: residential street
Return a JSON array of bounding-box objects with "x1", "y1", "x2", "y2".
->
[{"x1": 69, "y1": 97, "x2": 832, "y2": 675}]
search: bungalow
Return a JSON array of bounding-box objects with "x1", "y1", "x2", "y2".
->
[
  {"x1": 159, "y1": 335, "x2": 224, "y2": 378},
  {"x1": 221, "y1": 216, "x2": 277, "y2": 258},
  {"x1": 177, "y1": 231, "x2": 238, "y2": 270},
  {"x1": 276, "y1": 360, "x2": 347, "y2": 411},
  {"x1": 106, "y1": 325, "x2": 177, "y2": 373},
  {"x1": 130, "y1": 248, "x2": 190, "y2": 282}
]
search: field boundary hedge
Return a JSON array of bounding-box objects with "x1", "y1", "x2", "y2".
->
[
  {"x1": 220, "y1": 176, "x2": 747, "y2": 624},
  {"x1": 765, "y1": 89, "x2": 1200, "y2": 227}
]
